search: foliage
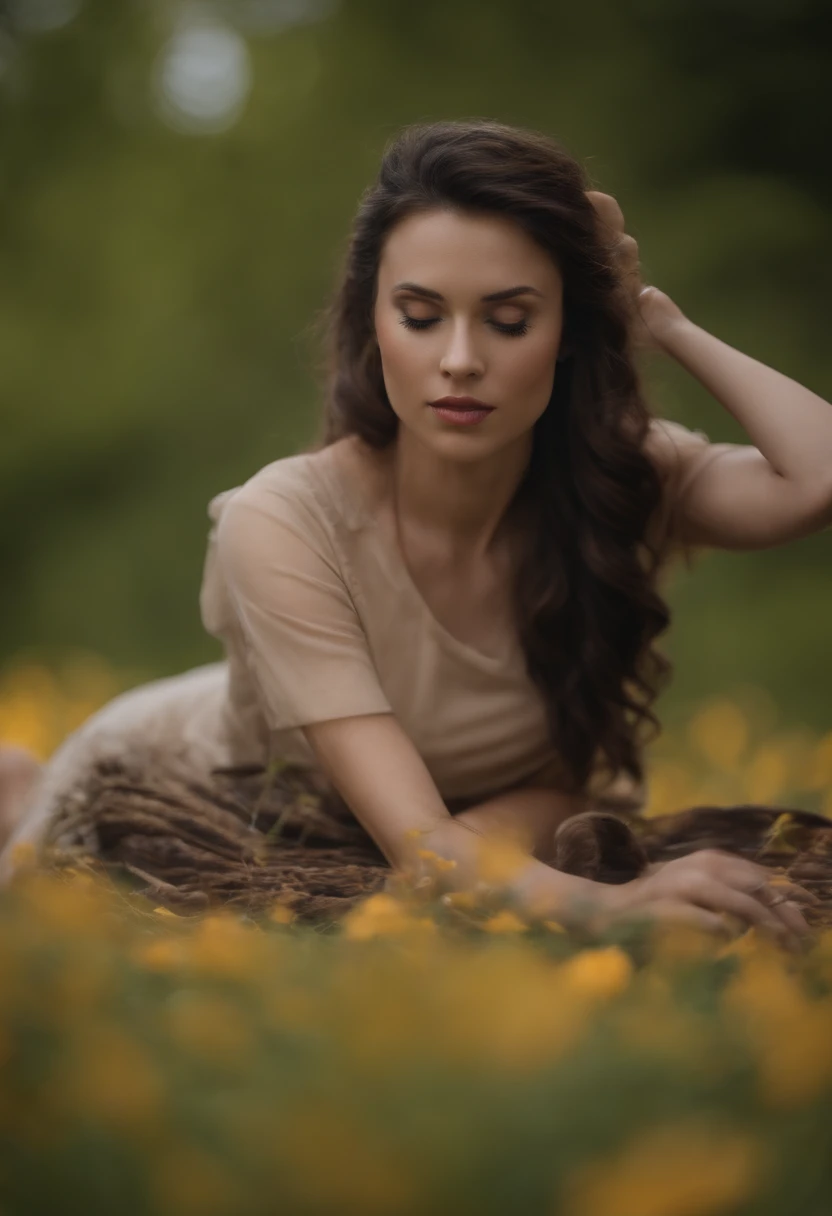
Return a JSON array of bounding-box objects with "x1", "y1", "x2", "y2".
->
[
  {"x1": 3, "y1": 655, "x2": 832, "y2": 1211},
  {"x1": 1, "y1": 852, "x2": 832, "y2": 1215}
]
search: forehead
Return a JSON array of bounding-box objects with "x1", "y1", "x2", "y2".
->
[{"x1": 377, "y1": 208, "x2": 561, "y2": 295}]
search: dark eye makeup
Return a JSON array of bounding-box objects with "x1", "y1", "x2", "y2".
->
[{"x1": 398, "y1": 314, "x2": 529, "y2": 338}]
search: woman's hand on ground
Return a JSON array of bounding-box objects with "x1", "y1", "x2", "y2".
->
[
  {"x1": 598, "y1": 848, "x2": 816, "y2": 950},
  {"x1": 585, "y1": 190, "x2": 687, "y2": 352}
]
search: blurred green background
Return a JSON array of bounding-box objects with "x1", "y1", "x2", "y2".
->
[{"x1": 1, "y1": 0, "x2": 830, "y2": 734}]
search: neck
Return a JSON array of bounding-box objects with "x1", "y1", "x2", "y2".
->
[{"x1": 388, "y1": 427, "x2": 532, "y2": 562}]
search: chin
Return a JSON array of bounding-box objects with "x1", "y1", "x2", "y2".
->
[{"x1": 428, "y1": 434, "x2": 510, "y2": 464}]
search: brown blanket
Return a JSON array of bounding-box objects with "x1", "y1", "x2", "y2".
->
[{"x1": 40, "y1": 754, "x2": 832, "y2": 927}]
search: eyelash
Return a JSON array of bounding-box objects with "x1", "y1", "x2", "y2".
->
[{"x1": 398, "y1": 314, "x2": 529, "y2": 338}]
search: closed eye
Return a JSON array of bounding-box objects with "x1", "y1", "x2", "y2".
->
[{"x1": 398, "y1": 314, "x2": 529, "y2": 337}]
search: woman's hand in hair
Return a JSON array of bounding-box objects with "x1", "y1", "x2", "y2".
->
[
  {"x1": 586, "y1": 190, "x2": 686, "y2": 353},
  {"x1": 598, "y1": 847, "x2": 816, "y2": 951}
]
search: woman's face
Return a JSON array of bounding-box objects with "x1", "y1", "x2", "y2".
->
[{"x1": 373, "y1": 207, "x2": 565, "y2": 461}]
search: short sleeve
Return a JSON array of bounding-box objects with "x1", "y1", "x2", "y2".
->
[{"x1": 212, "y1": 481, "x2": 393, "y2": 732}]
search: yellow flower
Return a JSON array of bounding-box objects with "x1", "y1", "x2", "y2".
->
[
  {"x1": 425, "y1": 947, "x2": 585, "y2": 1071},
  {"x1": 17, "y1": 871, "x2": 110, "y2": 934},
  {"x1": 416, "y1": 847, "x2": 458, "y2": 872},
  {"x1": 716, "y1": 927, "x2": 764, "y2": 961},
  {"x1": 744, "y1": 746, "x2": 789, "y2": 804},
  {"x1": 10, "y1": 841, "x2": 37, "y2": 872},
  {"x1": 441, "y1": 889, "x2": 479, "y2": 912},
  {"x1": 542, "y1": 919, "x2": 567, "y2": 934},
  {"x1": 651, "y1": 922, "x2": 719, "y2": 964},
  {"x1": 813, "y1": 929, "x2": 832, "y2": 966},
  {"x1": 0, "y1": 666, "x2": 57, "y2": 757},
  {"x1": 341, "y1": 893, "x2": 436, "y2": 941},
  {"x1": 724, "y1": 956, "x2": 832, "y2": 1108},
  {"x1": 643, "y1": 760, "x2": 694, "y2": 818},
  {"x1": 687, "y1": 700, "x2": 749, "y2": 771},
  {"x1": 806, "y1": 730, "x2": 832, "y2": 791},
  {"x1": 561, "y1": 1120, "x2": 760, "y2": 1216},
  {"x1": 269, "y1": 901, "x2": 296, "y2": 925},
  {"x1": 186, "y1": 914, "x2": 269, "y2": 979},
  {"x1": 0, "y1": 657, "x2": 119, "y2": 758},
  {"x1": 474, "y1": 833, "x2": 529, "y2": 887},
  {"x1": 559, "y1": 947, "x2": 634, "y2": 1001},
  {"x1": 133, "y1": 937, "x2": 188, "y2": 973},
  {"x1": 481, "y1": 909, "x2": 528, "y2": 934}
]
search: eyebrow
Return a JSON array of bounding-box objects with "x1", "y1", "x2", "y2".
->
[{"x1": 392, "y1": 282, "x2": 544, "y2": 303}]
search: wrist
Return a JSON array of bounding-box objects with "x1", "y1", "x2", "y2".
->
[
  {"x1": 507, "y1": 862, "x2": 616, "y2": 931},
  {"x1": 598, "y1": 876, "x2": 645, "y2": 917},
  {"x1": 652, "y1": 312, "x2": 696, "y2": 356}
]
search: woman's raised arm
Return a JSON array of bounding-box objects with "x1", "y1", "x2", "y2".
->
[
  {"x1": 646, "y1": 317, "x2": 832, "y2": 550},
  {"x1": 589, "y1": 189, "x2": 832, "y2": 551}
]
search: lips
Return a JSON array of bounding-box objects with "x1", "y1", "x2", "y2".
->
[
  {"x1": 428, "y1": 396, "x2": 495, "y2": 412},
  {"x1": 428, "y1": 398, "x2": 495, "y2": 427}
]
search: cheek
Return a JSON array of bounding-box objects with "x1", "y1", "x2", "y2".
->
[
  {"x1": 504, "y1": 334, "x2": 558, "y2": 398},
  {"x1": 376, "y1": 319, "x2": 430, "y2": 386}
]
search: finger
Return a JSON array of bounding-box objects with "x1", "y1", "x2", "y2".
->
[
  {"x1": 754, "y1": 879, "x2": 816, "y2": 909},
  {"x1": 737, "y1": 881, "x2": 810, "y2": 950},
  {"x1": 636, "y1": 899, "x2": 731, "y2": 938},
  {"x1": 586, "y1": 190, "x2": 625, "y2": 235},
  {"x1": 766, "y1": 896, "x2": 811, "y2": 940},
  {"x1": 766, "y1": 877, "x2": 820, "y2": 905},
  {"x1": 687, "y1": 878, "x2": 792, "y2": 941},
  {"x1": 616, "y1": 234, "x2": 640, "y2": 277}
]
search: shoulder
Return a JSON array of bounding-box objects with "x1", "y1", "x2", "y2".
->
[
  {"x1": 207, "y1": 436, "x2": 377, "y2": 534},
  {"x1": 203, "y1": 453, "x2": 335, "y2": 593},
  {"x1": 211, "y1": 450, "x2": 323, "y2": 517}
]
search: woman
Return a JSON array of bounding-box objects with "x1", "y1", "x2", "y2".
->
[{"x1": 1, "y1": 119, "x2": 829, "y2": 944}]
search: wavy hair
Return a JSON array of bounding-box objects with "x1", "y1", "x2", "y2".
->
[{"x1": 311, "y1": 119, "x2": 673, "y2": 796}]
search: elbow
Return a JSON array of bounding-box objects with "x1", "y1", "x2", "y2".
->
[
  {"x1": 776, "y1": 477, "x2": 832, "y2": 541},
  {"x1": 802, "y1": 479, "x2": 832, "y2": 532}
]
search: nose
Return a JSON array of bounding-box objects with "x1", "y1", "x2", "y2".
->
[{"x1": 438, "y1": 319, "x2": 485, "y2": 381}]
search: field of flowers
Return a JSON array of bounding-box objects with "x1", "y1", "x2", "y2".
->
[{"x1": 1, "y1": 656, "x2": 832, "y2": 1216}]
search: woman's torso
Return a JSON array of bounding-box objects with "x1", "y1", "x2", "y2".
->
[
  {"x1": 200, "y1": 426, "x2": 688, "y2": 807},
  {"x1": 201, "y1": 435, "x2": 562, "y2": 805}
]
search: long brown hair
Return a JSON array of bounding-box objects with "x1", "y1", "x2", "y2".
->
[{"x1": 311, "y1": 118, "x2": 672, "y2": 796}]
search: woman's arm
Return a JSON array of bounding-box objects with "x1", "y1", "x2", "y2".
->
[
  {"x1": 453, "y1": 784, "x2": 588, "y2": 864},
  {"x1": 647, "y1": 316, "x2": 832, "y2": 549},
  {"x1": 302, "y1": 713, "x2": 810, "y2": 945},
  {"x1": 588, "y1": 190, "x2": 832, "y2": 550},
  {"x1": 302, "y1": 713, "x2": 611, "y2": 928}
]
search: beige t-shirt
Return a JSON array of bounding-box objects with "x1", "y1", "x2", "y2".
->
[{"x1": 199, "y1": 420, "x2": 714, "y2": 807}]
